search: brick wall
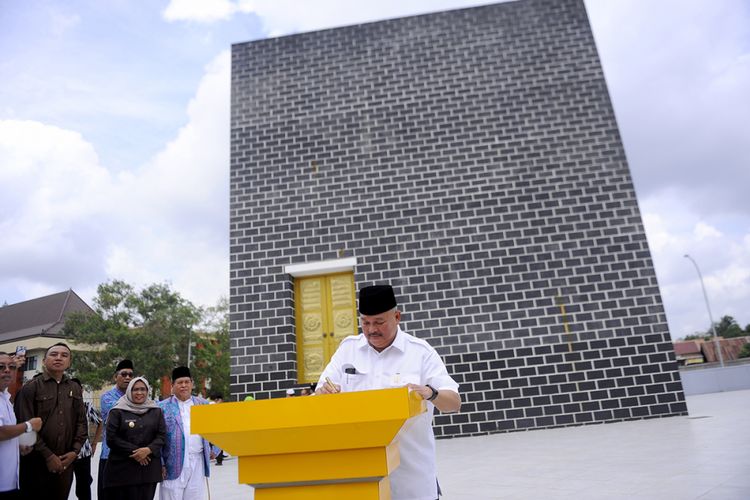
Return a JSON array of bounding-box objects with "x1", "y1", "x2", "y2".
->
[{"x1": 229, "y1": 0, "x2": 687, "y2": 437}]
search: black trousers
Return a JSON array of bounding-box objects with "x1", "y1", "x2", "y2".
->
[
  {"x1": 0, "y1": 490, "x2": 21, "y2": 500},
  {"x1": 19, "y1": 452, "x2": 74, "y2": 500},
  {"x1": 73, "y1": 455, "x2": 93, "y2": 500},
  {"x1": 104, "y1": 483, "x2": 157, "y2": 500},
  {"x1": 97, "y1": 459, "x2": 108, "y2": 500}
]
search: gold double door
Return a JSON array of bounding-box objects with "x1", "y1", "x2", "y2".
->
[{"x1": 295, "y1": 273, "x2": 357, "y2": 384}]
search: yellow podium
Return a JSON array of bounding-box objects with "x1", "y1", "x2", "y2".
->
[{"x1": 192, "y1": 387, "x2": 426, "y2": 499}]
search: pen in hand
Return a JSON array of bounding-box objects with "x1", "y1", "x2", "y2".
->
[{"x1": 325, "y1": 377, "x2": 340, "y2": 393}]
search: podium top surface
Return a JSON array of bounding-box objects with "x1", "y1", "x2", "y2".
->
[{"x1": 192, "y1": 387, "x2": 426, "y2": 456}]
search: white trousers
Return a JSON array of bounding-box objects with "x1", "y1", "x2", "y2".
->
[{"x1": 160, "y1": 452, "x2": 206, "y2": 500}]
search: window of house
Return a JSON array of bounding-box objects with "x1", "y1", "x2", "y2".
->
[{"x1": 24, "y1": 355, "x2": 37, "y2": 371}]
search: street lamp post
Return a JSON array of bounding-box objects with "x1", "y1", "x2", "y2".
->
[
  {"x1": 684, "y1": 254, "x2": 725, "y2": 367},
  {"x1": 187, "y1": 328, "x2": 193, "y2": 368}
]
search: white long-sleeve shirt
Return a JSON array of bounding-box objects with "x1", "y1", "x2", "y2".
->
[
  {"x1": 317, "y1": 327, "x2": 459, "y2": 500},
  {"x1": 0, "y1": 389, "x2": 19, "y2": 493}
]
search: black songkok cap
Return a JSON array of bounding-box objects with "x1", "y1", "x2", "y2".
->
[
  {"x1": 358, "y1": 285, "x2": 397, "y2": 315},
  {"x1": 171, "y1": 366, "x2": 192, "y2": 382},
  {"x1": 115, "y1": 359, "x2": 134, "y2": 372}
]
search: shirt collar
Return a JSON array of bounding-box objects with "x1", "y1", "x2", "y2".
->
[
  {"x1": 357, "y1": 326, "x2": 406, "y2": 353},
  {"x1": 177, "y1": 396, "x2": 193, "y2": 406},
  {"x1": 41, "y1": 371, "x2": 68, "y2": 383}
]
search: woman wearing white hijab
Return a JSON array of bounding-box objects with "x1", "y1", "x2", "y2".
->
[{"x1": 104, "y1": 376, "x2": 166, "y2": 500}]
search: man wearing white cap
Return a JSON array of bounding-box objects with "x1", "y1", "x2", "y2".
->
[{"x1": 316, "y1": 285, "x2": 461, "y2": 500}]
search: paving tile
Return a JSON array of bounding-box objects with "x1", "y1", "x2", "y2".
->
[{"x1": 69, "y1": 389, "x2": 748, "y2": 499}]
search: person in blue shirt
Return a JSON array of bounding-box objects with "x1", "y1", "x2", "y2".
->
[{"x1": 97, "y1": 359, "x2": 134, "y2": 500}]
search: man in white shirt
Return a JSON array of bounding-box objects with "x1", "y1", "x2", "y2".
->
[
  {"x1": 158, "y1": 366, "x2": 212, "y2": 500},
  {"x1": 0, "y1": 352, "x2": 42, "y2": 499},
  {"x1": 317, "y1": 285, "x2": 461, "y2": 500}
]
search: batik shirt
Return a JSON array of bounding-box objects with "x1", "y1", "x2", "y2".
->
[
  {"x1": 77, "y1": 400, "x2": 102, "y2": 458},
  {"x1": 99, "y1": 385, "x2": 125, "y2": 460}
]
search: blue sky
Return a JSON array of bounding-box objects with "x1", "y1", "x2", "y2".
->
[
  {"x1": 1, "y1": 0, "x2": 254, "y2": 170},
  {"x1": 1, "y1": 0, "x2": 749, "y2": 339}
]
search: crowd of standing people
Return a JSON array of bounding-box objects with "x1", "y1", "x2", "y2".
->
[
  {"x1": 2, "y1": 283, "x2": 460, "y2": 500},
  {"x1": 0, "y1": 344, "x2": 214, "y2": 500}
]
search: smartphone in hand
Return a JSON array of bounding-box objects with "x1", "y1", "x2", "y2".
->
[{"x1": 15, "y1": 345, "x2": 26, "y2": 357}]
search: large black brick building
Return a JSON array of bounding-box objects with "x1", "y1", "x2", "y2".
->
[{"x1": 229, "y1": 0, "x2": 687, "y2": 437}]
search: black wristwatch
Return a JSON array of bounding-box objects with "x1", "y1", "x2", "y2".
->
[{"x1": 426, "y1": 384, "x2": 439, "y2": 401}]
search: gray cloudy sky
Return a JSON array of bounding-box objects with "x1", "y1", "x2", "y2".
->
[{"x1": 1, "y1": 0, "x2": 748, "y2": 339}]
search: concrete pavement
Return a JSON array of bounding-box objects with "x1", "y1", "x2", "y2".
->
[{"x1": 73, "y1": 389, "x2": 750, "y2": 499}]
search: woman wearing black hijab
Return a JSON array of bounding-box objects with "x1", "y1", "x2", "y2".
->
[{"x1": 104, "y1": 376, "x2": 166, "y2": 500}]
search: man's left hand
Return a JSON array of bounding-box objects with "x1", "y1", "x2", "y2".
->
[
  {"x1": 407, "y1": 383, "x2": 461, "y2": 413},
  {"x1": 59, "y1": 451, "x2": 77, "y2": 469},
  {"x1": 406, "y1": 383, "x2": 433, "y2": 400}
]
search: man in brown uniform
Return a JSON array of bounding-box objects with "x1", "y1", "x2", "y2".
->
[{"x1": 14, "y1": 343, "x2": 87, "y2": 500}]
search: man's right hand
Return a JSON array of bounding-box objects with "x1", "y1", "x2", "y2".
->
[
  {"x1": 12, "y1": 353, "x2": 26, "y2": 367},
  {"x1": 27, "y1": 417, "x2": 42, "y2": 432},
  {"x1": 316, "y1": 380, "x2": 341, "y2": 394},
  {"x1": 45, "y1": 454, "x2": 64, "y2": 474}
]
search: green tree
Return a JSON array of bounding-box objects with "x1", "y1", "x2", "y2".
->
[
  {"x1": 682, "y1": 315, "x2": 749, "y2": 341},
  {"x1": 713, "y1": 315, "x2": 745, "y2": 339},
  {"x1": 739, "y1": 342, "x2": 750, "y2": 359},
  {"x1": 681, "y1": 333, "x2": 711, "y2": 341},
  {"x1": 64, "y1": 280, "x2": 201, "y2": 396},
  {"x1": 191, "y1": 297, "x2": 230, "y2": 399}
]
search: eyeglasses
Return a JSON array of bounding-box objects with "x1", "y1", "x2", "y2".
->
[
  {"x1": 0, "y1": 364, "x2": 18, "y2": 371},
  {"x1": 119, "y1": 371, "x2": 134, "y2": 378}
]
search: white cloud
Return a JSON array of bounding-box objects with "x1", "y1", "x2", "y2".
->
[
  {"x1": 586, "y1": 0, "x2": 750, "y2": 216},
  {"x1": 49, "y1": 11, "x2": 80, "y2": 37},
  {"x1": 693, "y1": 222, "x2": 722, "y2": 241},
  {"x1": 584, "y1": 0, "x2": 750, "y2": 337},
  {"x1": 641, "y1": 194, "x2": 750, "y2": 338},
  {"x1": 0, "y1": 51, "x2": 231, "y2": 308},
  {"x1": 163, "y1": 0, "x2": 238, "y2": 23},
  {"x1": 163, "y1": 0, "x2": 502, "y2": 34},
  {"x1": 0, "y1": 121, "x2": 113, "y2": 287},
  {"x1": 120, "y1": 52, "x2": 229, "y2": 222}
]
